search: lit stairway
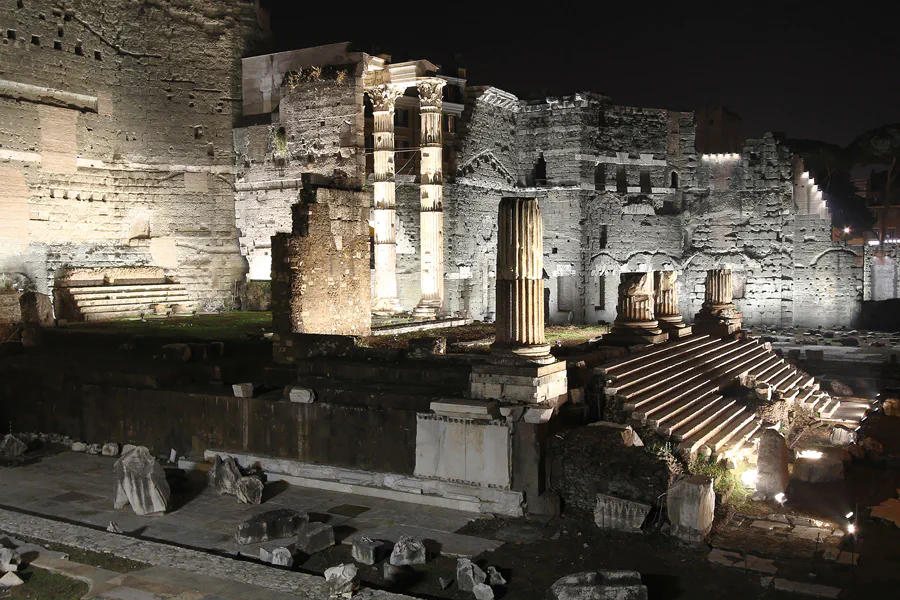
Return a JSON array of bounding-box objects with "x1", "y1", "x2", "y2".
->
[
  {"x1": 58, "y1": 283, "x2": 196, "y2": 321},
  {"x1": 597, "y1": 335, "x2": 840, "y2": 459}
]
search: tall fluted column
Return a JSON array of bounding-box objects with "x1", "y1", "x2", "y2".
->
[
  {"x1": 491, "y1": 197, "x2": 553, "y2": 365},
  {"x1": 654, "y1": 270, "x2": 691, "y2": 338},
  {"x1": 413, "y1": 78, "x2": 446, "y2": 319},
  {"x1": 368, "y1": 85, "x2": 405, "y2": 314},
  {"x1": 693, "y1": 268, "x2": 742, "y2": 337}
]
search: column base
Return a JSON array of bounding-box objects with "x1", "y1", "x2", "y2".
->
[
  {"x1": 471, "y1": 360, "x2": 568, "y2": 405},
  {"x1": 372, "y1": 296, "x2": 403, "y2": 316},
  {"x1": 693, "y1": 304, "x2": 742, "y2": 338},
  {"x1": 606, "y1": 320, "x2": 668, "y2": 346},
  {"x1": 657, "y1": 315, "x2": 693, "y2": 339},
  {"x1": 489, "y1": 342, "x2": 556, "y2": 366},
  {"x1": 412, "y1": 298, "x2": 442, "y2": 320}
]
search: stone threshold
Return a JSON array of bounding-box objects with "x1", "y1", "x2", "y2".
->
[
  {"x1": 369, "y1": 317, "x2": 473, "y2": 337},
  {"x1": 183, "y1": 450, "x2": 524, "y2": 517}
]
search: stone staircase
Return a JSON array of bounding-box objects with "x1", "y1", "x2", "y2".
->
[
  {"x1": 56, "y1": 283, "x2": 195, "y2": 321},
  {"x1": 598, "y1": 334, "x2": 840, "y2": 459}
]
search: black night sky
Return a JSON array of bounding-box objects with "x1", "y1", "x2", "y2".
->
[{"x1": 260, "y1": 5, "x2": 900, "y2": 146}]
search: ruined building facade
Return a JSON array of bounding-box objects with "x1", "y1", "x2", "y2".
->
[
  {"x1": 236, "y1": 43, "x2": 862, "y2": 329},
  {"x1": 0, "y1": 1, "x2": 865, "y2": 329}
]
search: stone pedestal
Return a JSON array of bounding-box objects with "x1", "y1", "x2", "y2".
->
[
  {"x1": 654, "y1": 271, "x2": 692, "y2": 339},
  {"x1": 666, "y1": 475, "x2": 715, "y2": 544},
  {"x1": 756, "y1": 428, "x2": 789, "y2": 496},
  {"x1": 693, "y1": 269, "x2": 742, "y2": 337},
  {"x1": 368, "y1": 85, "x2": 404, "y2": 315},
  {"x1": 605, "y1": 272, "x2": 668, "y2": 345},
  {"x1": 413, "y1": 78, "x2": 446, "y2": 319},
  {"x1": 470, "y1": 360, "x2": 568, "y2": 405}
]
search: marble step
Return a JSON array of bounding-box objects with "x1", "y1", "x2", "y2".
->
[
  {"x1": 80, "y1": 300, "x2": 193, "y2": 314},
  {"x1": 654, "y1": 392, "x2": 722, "y2": 435},
  {"x1": 754, "y1": 360, "x2": 791, "y2": 385},
  {"x1": 609, "y1": 339, "x2": 742, "y2": 395},
  {"x1": 769, "y1": 367, "x2": 799, "y2": 391},
  {"x1": 83, "y1": 310, "x2": 157, "y2": 321},
  {"x1": 818, "y1": 397, "x2": 841, "y2": 419},
  {"x1": 671, "y1": 398, "x2": 738, "y2": 442},
  {"x1": 743, "y1": 354, "x2": 782, "y2": 381},
  {"x1": 713, "y1": 418, "x2": 761, "y2": 460},
  {"x1": 78, "y1": 295, "x2": 192, "y2": 310},
  {"x1": 67, "y1": 283, "x2": 184, "y2": 295},
  {"x1": 683, "y1": 405, "x2": 757, "y2": 455},
  {"x1": 776, "y1": 372, "x2": 805, "y2": 394},
  {"x1": 598, "y1": 335, "x2": 715, "y2": 381},
  {"x1": 626, "y1": 344, "x2": 768, "y2": 416},
  {"x1": 621, "y1": 340, "x2": 760, "y2": 404},
  {"x1": 72, "y1": 290, "x2": 191, "y2": 303}
]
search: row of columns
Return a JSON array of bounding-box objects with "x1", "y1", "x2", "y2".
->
[
  {"x1": 367, "y1": 78, "x2": 446, "y2": 317},
  {"x1": 485, "y1": 195, "x2": 742, "y2": 364}
]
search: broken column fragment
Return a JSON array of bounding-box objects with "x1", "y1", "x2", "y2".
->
[
  {"x1": 756, "y1": 429, "x2": 789, "y2": 497},
  {"x1": 605, "y1": 272, "x2": 668, "y2": 345},
  {"x1": 236, "y1": 509, "x2": 309, "y2": 544},
  {"x1": 113, "y1": 446, "x2": 170, "y2": 516},
  {"x1": 693, "y1": 268, "x2": 743, "y2": 337},
  {"x1": 389, "y1": 535, "x2": 426, "y2": 566},
  {"x1": 297, "y1": 522, "x2": 335, "y2": 554},
  {"x1": 654, "y1": 270, "x2": 692, "y2": 339},
  {"x1": 666, "y1": 475, "x2": 715, "y2": 544}
]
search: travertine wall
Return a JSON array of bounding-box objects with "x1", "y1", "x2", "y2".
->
[
  {"x1": 270, "y1": 185, "x2": 370, "y2": 338},
  {"x1": 0, "y1": 0, "x2": 265, "y2": 308}
]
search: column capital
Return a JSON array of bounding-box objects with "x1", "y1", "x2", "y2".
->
[
  {"x1": 416, "y1": 77, "x2": 445, "y2": 109},
  {"x1": 367, "y1": 84, "x2": 405, "y2": 112}
]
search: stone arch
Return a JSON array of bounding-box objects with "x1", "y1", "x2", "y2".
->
[{"x1": 807, "y1": 247, "x2": 860, "y2": 269}]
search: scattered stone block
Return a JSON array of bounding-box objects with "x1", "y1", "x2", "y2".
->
[
  {"x1": 0, "y1": 572, "x2": 23, "y2": 587},
  {"x1": 236, "y1": 509, "x2": 308, "y2": 544},
  {"x1": 0, "y1": 547, "x2": 20, "y2": 572},
  {"x1": 324, "y1": 563, "x2": 358, "y2": 598},
  {"x1": 71, "y1": 441, "x2": 87, "y2": 452},
  {"x1": 666, "y1": 475, "x2": 715, "y2": 544},
  {"x1": 547, "y1": 571, "x2": 648, "y2": 600},
  {"x1": 487, "y1": 566, "x2": 506, "y2": 585},
  {"x1": 884, "y1": 398, "x2": 900, "y2": 417},
  {"x1": 87, "y1": 443, "x2": 102, "y2": 455},
  {"x1": 594, "y1": 493, "x2": 650, "y2": 533},
  {"x1": 232, "y1": 382, "x2": 254, "y2": 398},
  {"x1": 829, "y1": 426, "x2": 856, "y2": 445},
  {"x1": 260, "y1": 546, "x2": 294, "y2": 567},
  {"x1": 0, "y1": 434, "x2": 26, "y2": 457},
  {"x1": 106, "y1": 521, "x2": 123, "y2": 534},
  {"x1": 153, "y1": 303, "x2": 169, "y2": 316},
  {"x1": 113, "y1": 446, "x2": 170, "y2": 516},
  {"x1": 473, "y1": 582, "x2": 495, "y2": 600},
  {"x1": 122, "y1": 444, "x2": 136, "y2": 456},
  {"x1": 389, "y1": 535, "x2": 426, "y2": 566},
  {"x1": 793, "y1": 457, "x2": 843, "y2": 483},
  {"x1": 161, "y1": 343, "x2": 191, "y2": 362},
  {"x1": 757, "y1": 429, "x2": 789, "y2": 496},
  {"x1": 208, "y1": 455, "x2": 242, "y2": 495},
  {"x1": 351, "y1": 537, "x2": 383, "y2": 565},
  {"x1": 236, "y1": 475, "x2": 264, "y2": 504},
  {"x1": 286, "y1": 385, "x2": 316, "y2": 404},
  {"x1": 297, "y1": 522, "x2": 335, "y2": 554},
  {"x1": 792, "y1": 526, "x2": 833, "y2": 541},
  {"x1": 871, "y1": 497, "x2": 900, "y2": 527},
  {"x1": 457, "y1": 557, "x2": 487, "y2": 592},
  {"x1": 101, "y1": 443, "x2": 120, "y2": 457}
]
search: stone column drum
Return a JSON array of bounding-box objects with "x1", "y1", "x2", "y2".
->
[
  {"x1": 368, "y1": 85, "x2": 404, "y2": 314},
  {"x1": 654, "y1": 271, "x2": 691, "y2": 339},
  {"x1": 413, "y1": 78, "x2": 446, "y2": 319},
  {"x1": 693, "y1": 268, "x2": 742, "y2": 337},
  {"x1": 607, "y1": 272, "x2": 667, "y2": 344},
  {"x1": 490, "y1": 196, "x2": 553, "y2": 365}
]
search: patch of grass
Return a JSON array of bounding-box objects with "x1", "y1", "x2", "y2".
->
[
  {"x1": 2, "y1": 532, "x2": 149, "y2": 574},
  {"x1": 361, "y1": 322, "x2": 609, "y2": 351},
  {"x1": 688, "y1": 455, "x2": 749, "y2": 507},
  {"x1": 2, "y1": 565, "x2": 88, "y2": 600},
  {"x1": 64, "y1": 311, "x2": 272, "y2": 341}
]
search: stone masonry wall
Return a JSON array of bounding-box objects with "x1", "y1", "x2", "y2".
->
[{"x1": 0, "y1": 0, "x2": 265, "y2": 307}]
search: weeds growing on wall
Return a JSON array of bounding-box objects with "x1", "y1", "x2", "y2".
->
[
  {"x1": 282, "y1": 65, "x2": 351, "y2": 89},
  {"x1": 688, "y1": 455, "x2": 749, "y2": 506}
]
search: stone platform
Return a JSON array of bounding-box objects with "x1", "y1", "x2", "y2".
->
[{"x1": 470, "y1": 360, "x2": 568, "y2": 405}]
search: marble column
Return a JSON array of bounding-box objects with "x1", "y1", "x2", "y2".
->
[
  {"x1": 611, "y1": 272, "x2": 664, "y2": 337},
  {"x1": 368, "y1": 85, "x2": 404, "y2": 314},
  {"x1": 693, "y1": 268, "x2": 742, "y2": 336},
  {"x1": 491, "y1": 196, "x2": 554, "y2": 365},
  {"x1": 412, "y1": 78, "x2": 446, "y2": 318},
  {"x1": 654, "y1": 271, "x2": 691, "y2": 338}
]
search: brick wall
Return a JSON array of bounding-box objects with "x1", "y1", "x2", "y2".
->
[{"x1": 0, "y1": 0, "x2": 264, "y2": 307}]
